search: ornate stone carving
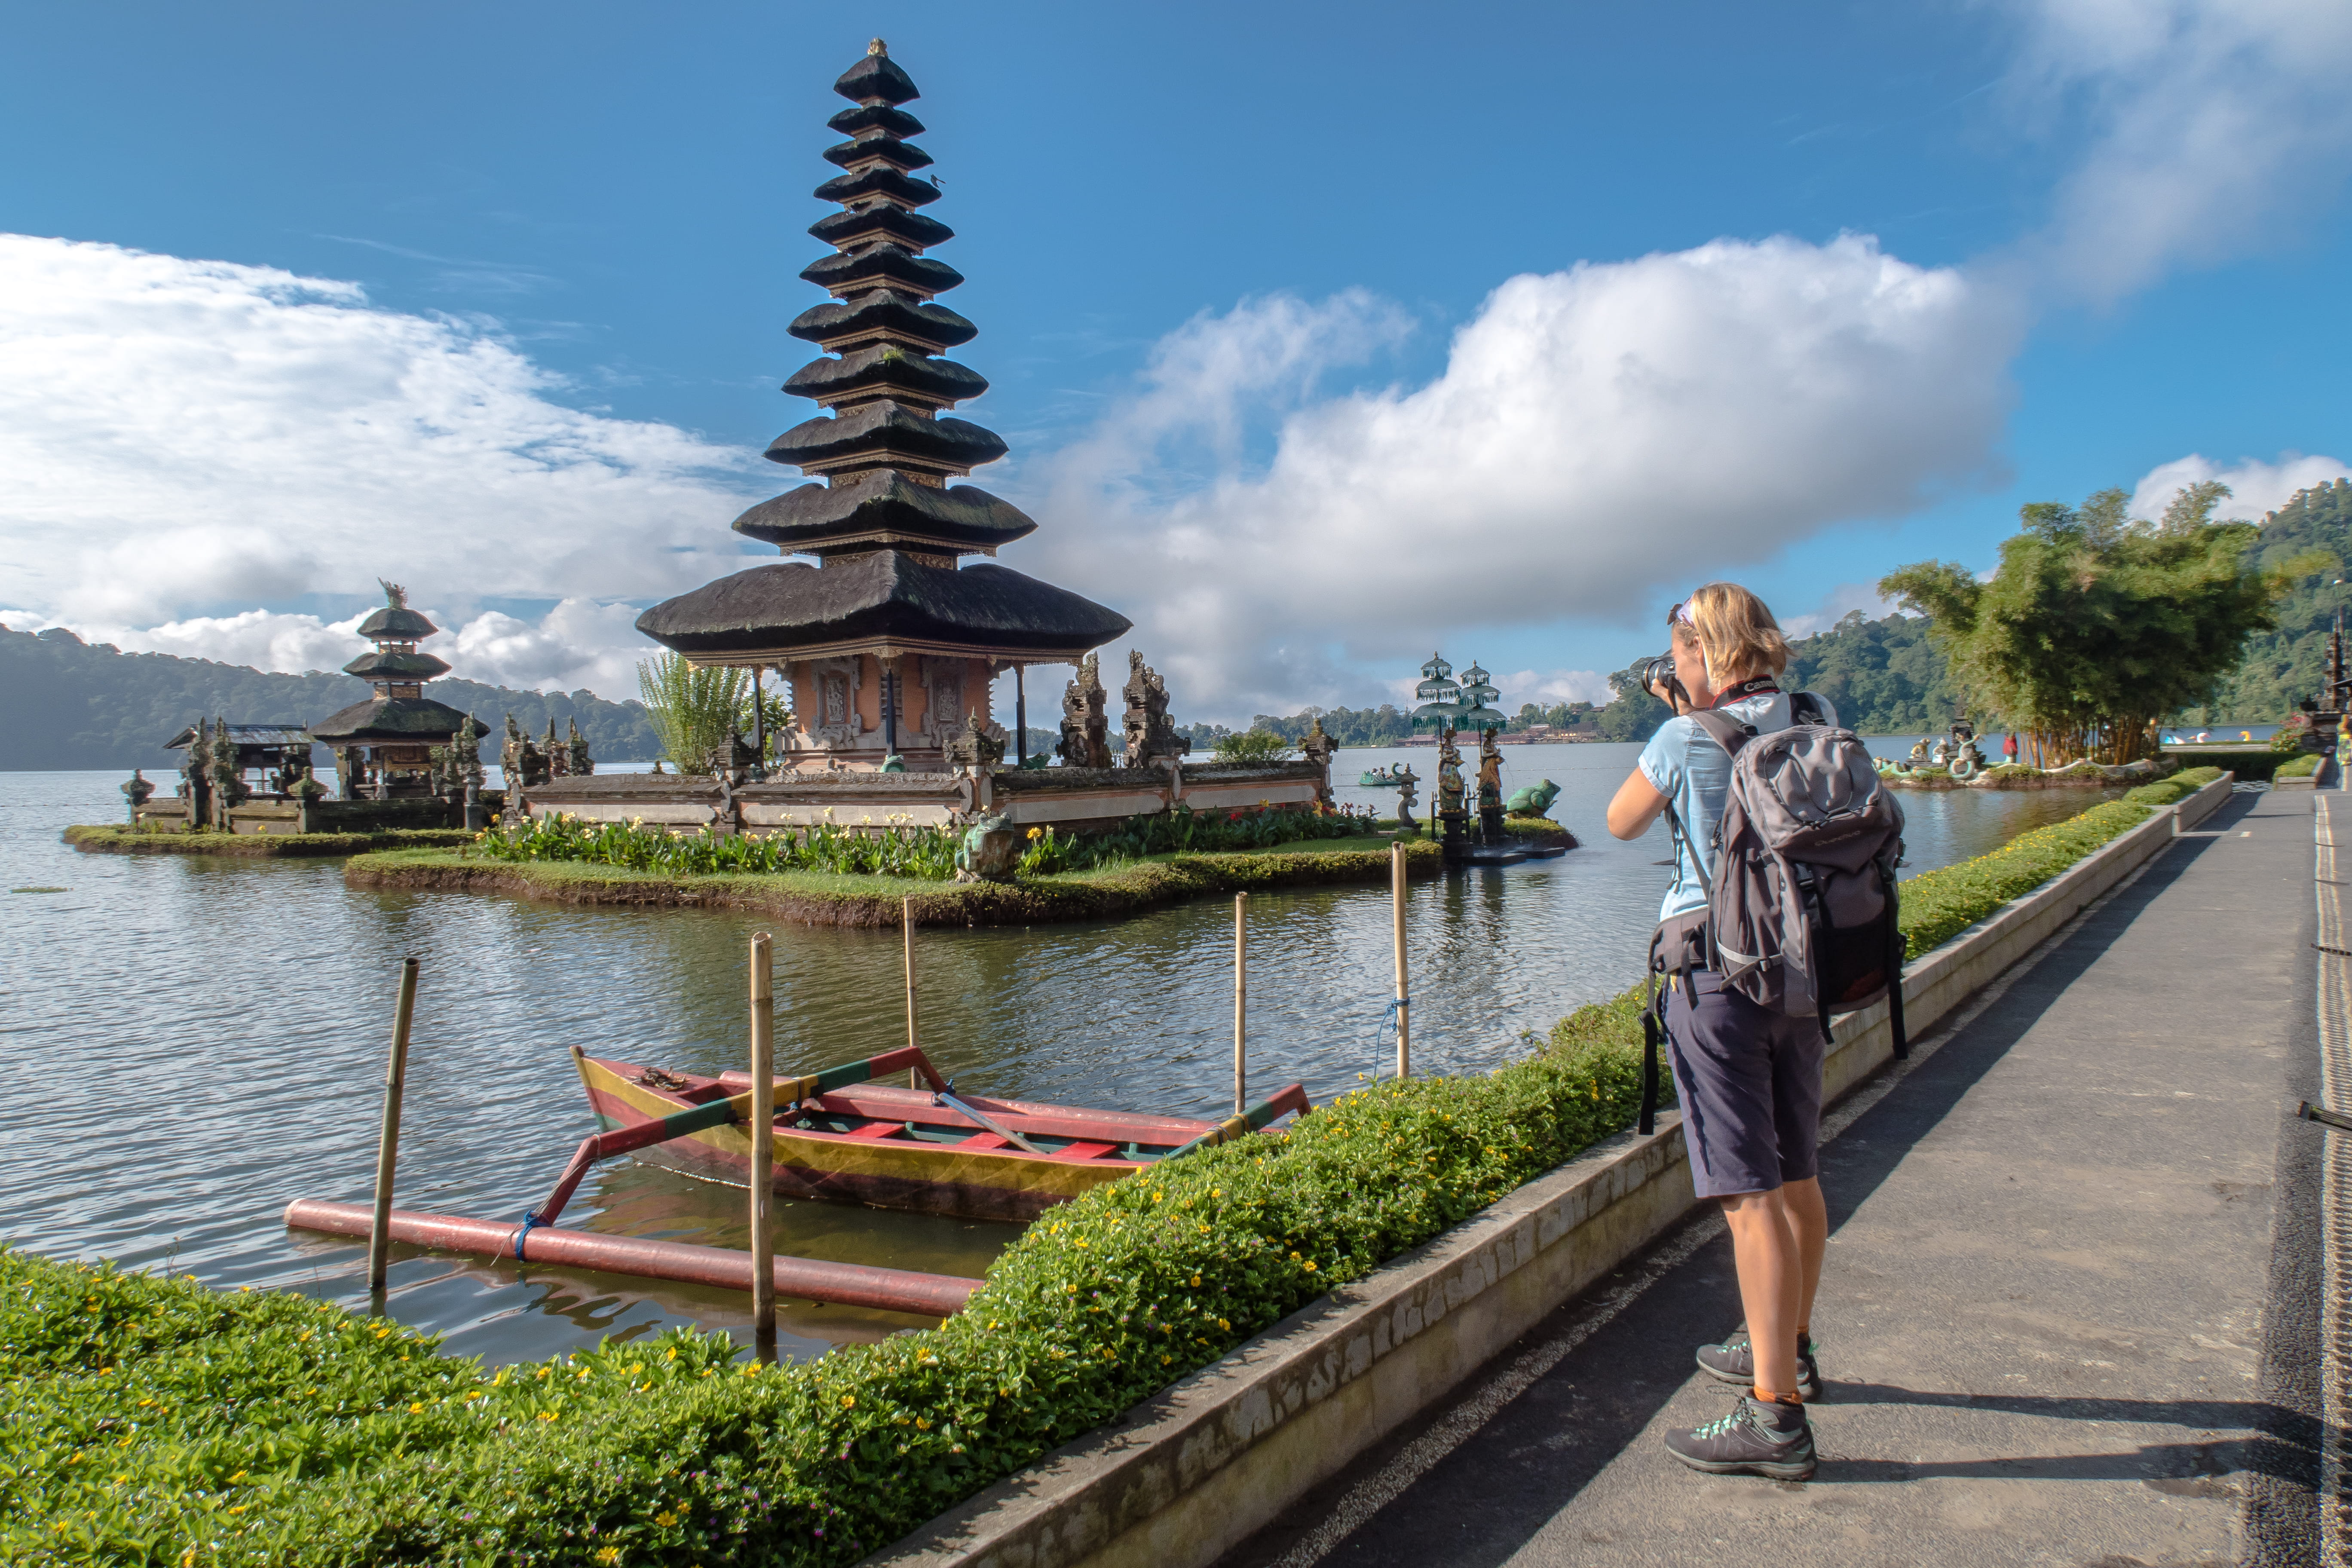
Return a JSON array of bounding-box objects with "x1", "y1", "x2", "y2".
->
[
  {"x1": 503, "y1": 714, "x2": 551, "y2": 790},
  {"x1": 1395, "y1": 762, "x2": 1419, "y2": 832},
  {"x1": 917, "y1": 656, "x2": 969, "y2": 747},
  {"x1": 122, "y1": 768, "x2": 154, "y2": 823},
  {"x1": 1057, "y1": 653, "x2": 1112, "y2": 769},
  {"x1": 1436, "y1": 724, "x2": 1466, "y2": 818},
  {"x1": 180, "y1": 719, "x2": 212, "y2": 826},
  {"x1": 452, "y1": 713, "x2": 485, "y2": 790},
  {"x1": 543, "y1": 717, "x2": 570, "y2": 779},
  {"x1": 566, "y1": 718, "x2": 594, "y2": 777},
  {"x1": 1121, "y1": 651, "x2": 1191, "y2": 769},
  {"x1": 209, "y1": 718, "x2": 248, "y2": 821},
  {"x1": 943, "y1": 709, "x2": 1006, "y2": 771},
  {"x1": 796, "y1": 656, "x2": 868, "y2": 751}
]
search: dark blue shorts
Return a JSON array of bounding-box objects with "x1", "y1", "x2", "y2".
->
[{"x1": 1663, "y1": 971, "x2": 1825, "y2": 1199}]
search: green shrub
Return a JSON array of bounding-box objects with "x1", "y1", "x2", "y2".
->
[
  {"x1": 2122, "y1": 765, "x2": 2227, "y2": 805},
  {"x1": 1210, "y1": 729, "x2": 1295, "y2": 763},
  {"x1": 478, "y1": 812, "x2": 964, "y2": 880},
  {"x1": 2274, "y1": 752, "x2": 2323, "y2": 779},
  {"x1": 9, "y1": 786, "x2": 2186, "y2": 1565}
]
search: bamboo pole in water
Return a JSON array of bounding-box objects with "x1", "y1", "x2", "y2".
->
[
  {"x1": 1391, "y1": 841, "x2": 1410, "y2": 1080},
  {"x1": 1233, "y1": 892, "x2": 1248, "y2": 1113},
  {"x1": 903, "y1": 897, "x2": 920, "y2": 1087},
  {"x1": 749, "y1": 931, "x2": 776, "y2": 1359},
  {"x1": 366, "y1": 957, "x2": 421, "y2": 1295}
]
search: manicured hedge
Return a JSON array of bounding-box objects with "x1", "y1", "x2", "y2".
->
[
  {"x1": 2274, "y1": 752, "x2": 2323, "y2": 779},
  {"x1": 4, "y1": 779, "x2": 2214, "y2": 1565}
]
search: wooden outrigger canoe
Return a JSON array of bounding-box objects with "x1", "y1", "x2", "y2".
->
[{"x1": 561, "y1": 1045, "x2": 1311, "y2": 1224}]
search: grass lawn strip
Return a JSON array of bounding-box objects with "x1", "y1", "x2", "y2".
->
[
  {"x1": 0, "y1": 772, "x2": 2217, "y2": 1566},
  {"x1": 65, "y1": 825, "x2": 478, "y2": 859},
  {"x1": 343, "y1": 837, "x2": 1450, "y2": 928}
]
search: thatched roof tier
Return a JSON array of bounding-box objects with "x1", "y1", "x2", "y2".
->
[
  {"x1": 356, "y1": 603, "x2": 436, "y2": 641},
  {"x1": 636, "y1": 554, "x2": 1130, "y2": 664},
  {"x1": 827, "y1": 103, "x2": 924, "y2": 140},
  {"x1": 730, "y1": 474, "x2": 1035, "y2": 556},
  {"x1": 308, "y1": 695, "x2": 476, "y2": 744},
  {"x1": 787, "y1": 294, "x2": 976, "y2": 352},
  {"x1": 833, "y1": 44, "x2": 920, "y2": 106},
  {"x1": 808, "y1": 203, "x2": 952, "y2": 253},
  {"x1": 782, "y1": 344, "x2": 987, "y2": 411},
  {"x1": 765, "y1": 405, "x2": 1005, "y2": 477},
  {"x1": 343, "y1": 649, "x2": 450, "y2": 682},
  {"x1": 822, "y1": 134, "x2": 933, "y2": 173},
  {"x1": 799, "y1": 244, "x2": 963, "y2": 301}
]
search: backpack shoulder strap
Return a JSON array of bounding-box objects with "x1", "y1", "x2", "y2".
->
[
  {"x1": 1685, "y1": 708, "x2": 1749, "y2": 755},
  {"x1": 1790, "y1": 691, "x2": 1827, "y2": 726}
]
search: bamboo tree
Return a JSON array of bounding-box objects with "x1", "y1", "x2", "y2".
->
[
  {"x1": 635, "y1": 653, "x2": 749, "y2": 775},
  {"x1": 1882, "y1": 483, "x2": 2322, "y2": 766}
]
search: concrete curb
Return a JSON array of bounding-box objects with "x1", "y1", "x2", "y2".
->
[{"x1": 860, "y1": 772, "x2": 2236, "y2": 1568}]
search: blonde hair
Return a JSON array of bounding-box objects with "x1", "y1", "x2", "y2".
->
[{"x1": 1678, "y1": 582, "x2": 1790, "y2": 682}]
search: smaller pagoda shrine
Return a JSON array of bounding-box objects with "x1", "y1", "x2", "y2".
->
[{"x1": 308, "y1": 582, "x2": 481, "y2": 799}]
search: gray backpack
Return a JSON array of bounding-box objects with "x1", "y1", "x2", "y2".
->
[{"x1": 1639, "y1": 695, "x2": 1908, "y2": 1133}]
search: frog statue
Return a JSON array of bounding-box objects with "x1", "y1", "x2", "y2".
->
[
  {"x1": 1505, "y1": 778, "x2": 1561, "y2": 818},
  {"x1": 954, "y1": 811, "x2": 1020, "y2": 882}
]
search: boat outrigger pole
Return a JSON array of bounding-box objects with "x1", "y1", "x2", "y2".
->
[
  {"x1": 529, "y1": 1044, "x2": 952, "y2": 1230},
  {"x1": 1164, "y1": 1084, "x2": 1314, "y2": 1161}
]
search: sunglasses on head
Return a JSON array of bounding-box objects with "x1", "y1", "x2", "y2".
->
[{"x1": 1666, "y1": 600, "x2": 1697, "y2": 629}]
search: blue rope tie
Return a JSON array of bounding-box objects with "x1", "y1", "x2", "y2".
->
[
  {"x1": 515, "y1": 1212, "x2": 546, "y2": 1259},
  {"x1": 1370, "y1": 994, "x2": 1411, "y2": 1078}
]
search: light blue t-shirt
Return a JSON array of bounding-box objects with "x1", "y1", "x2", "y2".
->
[{"x1": 1637, "y1": 689, "x2": 1837, "y2": 922}]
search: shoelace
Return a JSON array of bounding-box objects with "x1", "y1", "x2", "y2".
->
[{"x1": 1692, "y1": 1408, "x2": 1753, "y2": 1441}]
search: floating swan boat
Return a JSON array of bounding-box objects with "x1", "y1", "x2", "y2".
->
[{"x1": 1359, "y1": 767, "x2": 1407, "y2": 787}]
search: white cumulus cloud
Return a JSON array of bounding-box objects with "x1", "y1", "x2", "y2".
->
[
  {"x1": 0, "y1": 234, "x2": 764, "y2": 634},
  {"x1": 1020, "y1": 235, "x2": 2020, "y2": 715},
  {"x1": 2128, "y1": 450, "x2": 2350, "y2": 524},
  {"x1": 2001, "y1": 0, "x2": 2352, "y2": 301}
]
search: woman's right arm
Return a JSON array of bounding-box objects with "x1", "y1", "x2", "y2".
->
[{"x1": 1608, "y1": 768, "x2": 1667, "y2": 840}]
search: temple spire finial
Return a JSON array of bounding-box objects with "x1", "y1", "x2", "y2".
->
[
  {"x1": 379, "y1": 579, "x2": 408, "y2": 608},
  {"x1": 868, "y1": 37, "x2": 887, "y2": 56}
]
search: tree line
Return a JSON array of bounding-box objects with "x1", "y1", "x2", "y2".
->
[{"x1": 0, "y1": 623, "x2": 660, "y2": 772}]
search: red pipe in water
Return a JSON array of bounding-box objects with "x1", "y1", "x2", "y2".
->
[{"x1": 284, "y1": 1199, "x2": 980, "y2": 1319}]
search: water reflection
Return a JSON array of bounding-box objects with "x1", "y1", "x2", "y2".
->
[{"x1": 2, "y1": 755, "x2": 2120, "y2": 1364}]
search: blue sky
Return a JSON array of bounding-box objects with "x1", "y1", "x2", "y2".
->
[{"x1": 1, "y1": 1, "x2": 2346, "y2": 719}]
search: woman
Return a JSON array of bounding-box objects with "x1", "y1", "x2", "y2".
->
[{"x1": 1606, "y1": 582, "x2": 1830, "y2": 1481}]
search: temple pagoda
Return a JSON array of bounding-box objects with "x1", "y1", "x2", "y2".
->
[
  {"x1": 635, "y1": 40, "x2": 1130, "y2": 770},
  {"x1": 308, "y1": 582, "x2": 479, "y2": 797}
]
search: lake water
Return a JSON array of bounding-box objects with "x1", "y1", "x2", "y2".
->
[{"x1": 1, "y1": 750, "x2": 2118, "y2": 1366}]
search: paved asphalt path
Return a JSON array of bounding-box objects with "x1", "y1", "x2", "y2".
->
[{"x1": 1222, "y1": 785, "x2": 2322, "y2": 1568}]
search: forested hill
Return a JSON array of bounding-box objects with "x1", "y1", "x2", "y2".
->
[
  {"x1": 0, "y1": 623, "x2": 659, "y2": 772},
  {"x1": 2196, "y1": 479, "x2": 2352, "y2": 722}
]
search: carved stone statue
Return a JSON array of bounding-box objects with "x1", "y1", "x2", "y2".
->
[
  {"x1": 503, "y1": 714, "x2": 551, "y2": 790},
  {"x1": 566, "y1": 718, "x2": 594, "y2": 777},
  {"x1": 543, "y1": 717, "x2": 569, "y2": 779},
  {"x1": 1506, "y1": 778, "x2": 1561, "y2": 818},
  {"x1": 1300, "y1": 714, "x2": 1338, "y2": 805},
  {"x1": 209, "y1": 718, "x2": 248, "y2": 822},
  {"x1": 1476, "y1": 727, "x2": 1503, "y2": 809},
  {"x1": 1121, "y1": 650, "x2": 1191, "y2": 769},
  {"x1": 1057, "y1": 653, "x2": 1112, "y2": 769},
  {"x1": 1395, "y1": 762, "x2": 1419, "y2": 832},
  {"x1": 180, "y1": 720, "x2": 212, "y2": 827},
  {"x1": 1436, "y1": 724, "x2": 1466, "y2": 818},
  {"x1": 943, "y1": 710, "x2": 1007, "y2": 772},
  {"x1": 122, "y1": 768, "x2": 154, "y2": 823},
  {"x1": 452, "y1": 714, "x2": 485, "y2": 789}
]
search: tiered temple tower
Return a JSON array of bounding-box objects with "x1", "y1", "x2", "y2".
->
[
  {"x1": 308, "y1": 581, "x2": 478, "y2": 797},
  {"x1": 637, "y1": 40, "x2": 1130, "y2": 770}
]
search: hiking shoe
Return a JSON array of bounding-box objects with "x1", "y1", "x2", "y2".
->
[
  {"x1": 1663, "y1": 1395, "x2": 1816, "y2": 1480},
  {"x1": 1695, "y1": 1332, "x2": 1819, "y2": 1400}
]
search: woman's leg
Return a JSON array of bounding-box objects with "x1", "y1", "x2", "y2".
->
[
  {"x1": 1720, "y1": 1187, "x2": 1802, "y2": 1397},
  {"x1": 1781, "y1": 1176, "x2": 1827, "y2": 1335}
]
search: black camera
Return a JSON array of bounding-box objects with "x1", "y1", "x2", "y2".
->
[{"x1": 1636, "y1": 653, "x2": 1688, "y2": 708}]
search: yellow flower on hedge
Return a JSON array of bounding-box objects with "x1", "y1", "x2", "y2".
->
[
  {"x1": 655, "y1": 1509, "x2": 677, "y2": 1526},
  {"x1": 1026, "y1": 827, "x2": 1041, "y2": 840},
  {"x1": 596, "y1": 1550, "x2": 621, "y2": 1566},
  {"x1": 840, "y1": 1393, "x2": 856, "y2": 1409},
  {"x1": 537, "y1": 1411, "x2": 557, "y2": 1421},
  {"x1": 409, "y1": 1402, "x2": 425, "y2": 1414}
]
